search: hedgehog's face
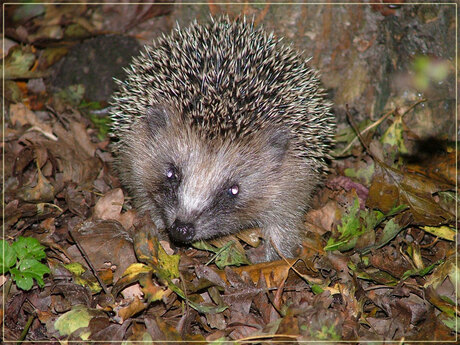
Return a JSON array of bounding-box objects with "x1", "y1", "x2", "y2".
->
[{"x1": 126, "y1": 106, "x2": 291, "y2": 245}]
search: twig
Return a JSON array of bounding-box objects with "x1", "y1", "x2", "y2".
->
[
  {"x1": 340, "y1": 98, "x2": 426, "y2": 156},
  {"x1": 346, "y1": 104, "x2": 384, "y2": 162},
  {"x1": 271, "y1": 238, "x2": 324, "y2": 285},
  {"x1": 339, "y1": 107, "x2": 394, "y2": 156},
  {"x1": 45, "y1": 105, "x2": 67, "y2": 128},
  {"x1": 16, "y1": 314, "x2": 34, "y2": 345},
  {"x1": 400, "y1": 98, "x2": 427, "y2": 118},
  {"x1": 68, "y1": 228, "x2": 110, "y2": 295}
]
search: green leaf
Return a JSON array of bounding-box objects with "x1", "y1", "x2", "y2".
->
[
  {"x1": 0, "y1": 240, "x2": 17, "y2": 273},
  {"x1": 10, "y1": 267, "x2": 34, "y2": 290},
  {"x1": 401, "y1": 260, "x2": 442, "y2": 280},
  {"x1": 360, "y1": 205, "x2": 408, "y2": 254},
  {"x1": 63, "y1": 262, "x2": 102, "y2": 293},
  {"x1": 157, "y1": 241, "x2": 180, "y2": 280},
  {"x1": 421, "y1": 225, "x2": 456, "y2": 241},
  {"x1": 344, "y1": 163, "x2": 375, "y2": 186},
  {"x1": 327, "y1": 200, "x2": 409, "y2": 253},
  {"x1": 55, "y1": 84, "x2": 85, "y2": 107},
  {"x1": 311, "y1": 284, "x2": 324, "y2": 295},
  {"x1": 194, "y1": 240, "x2": 250, "y2": 268},
  {"x1": 20, "y1": 258, "x2": 50, "y2": 274},
  {"x1": 373, "y1": 218, "x2": 403, "y2": 249},
  {"x1": 192, "y1": 240, "x2": 219, "y2": 253},
  {"x1": 349, "y1": 265, "x2": 399, "y2": 286},
  {"x1": 381, "y1": 116, "x2": 408, "y2": 157},
  {"x1": 54, "y1": 305, "x2": 92, "y2": 338},
  {"x1": 87, "y1": 111, "x2": 111, "y2": 140},
  {"x1": 424, "y1": 256, "x2": 458, "y2": 291},
  {"x1": 8, "y1": 237, "x2": 49, "y2": 290},
  {"x1": 12, "y1": 236, "x2": 47, "y2": 261},
  {"x1": 210, "y1": 241, "x2": 251, "y2": 269},
  {"x1": 441, "y1": 315, "x2": 459, "y2": 332},
  {"x1": 18, "y1": 259, "x2": 50, "y2": 287},
  {"x1": 325, "y1": 197, "x2": 362, "y2": 251},
  {"x1": 64, "y1": 262, "x2": 87, "y2": 276},
  {"x1": 2, "y1": 46, "x2": 36, "y2": 79},
  {"x1": 386, "y1": 204, "x2": 408, "y2": 217},
  {"x1": 11, "y1": 259, "x2": 50, "y2": 289},
  {"x1": 168, "y1": 280, "x2": 228, "y2": 314}
]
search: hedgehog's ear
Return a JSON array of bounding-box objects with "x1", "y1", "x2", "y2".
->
[
  {"x1": 267, "y1": 128, "x2": 290, "y2": 162},
  {"x1": 144, "y1": 106, "x2": 170, "y2": 133}
]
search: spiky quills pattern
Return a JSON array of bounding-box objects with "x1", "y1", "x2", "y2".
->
[{"x1": 111, "y1": 16, "x2": 334, "y2": 172}]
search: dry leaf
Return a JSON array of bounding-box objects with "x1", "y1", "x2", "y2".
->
[{"x1": 92, "y1": 188, "x2": 124, "y2": 221}]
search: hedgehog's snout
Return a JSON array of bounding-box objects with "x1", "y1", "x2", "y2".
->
[{"x1": 169, "y1": 219, "x2": 196, "y2": 243}]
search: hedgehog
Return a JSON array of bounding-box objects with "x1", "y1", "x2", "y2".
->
[{"x1": 110, "y1": 17, "x2": 334, "y2": 261}]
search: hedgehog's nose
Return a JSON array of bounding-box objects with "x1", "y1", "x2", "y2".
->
[{"x1": 169, "y1": 220, "x2": 195, "y2": 243}]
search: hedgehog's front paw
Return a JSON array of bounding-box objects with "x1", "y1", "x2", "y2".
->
[{"x1": 263, "y1": 234, "x2": 300, "y2": 262}]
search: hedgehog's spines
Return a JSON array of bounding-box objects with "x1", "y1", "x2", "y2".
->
[{"x1": 110, "y1": 16, "x2": 334, "y2": 173}]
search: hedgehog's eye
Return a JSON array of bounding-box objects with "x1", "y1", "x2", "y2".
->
[
  {"x1": 227, "y1": 184, "x2": 239, "y2": 197},
  {"x1": 166, "y1": 166, "x2": 179, "y2": 181}
]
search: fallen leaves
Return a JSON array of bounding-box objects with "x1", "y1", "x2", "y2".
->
[
  {"x1": 3, "y1": 91, "x2": 458, "y2": 343},
  {"x1": 367, "y1": 164, "x2": 455, "y2": 226},
  {"x1": 4, "y1": 95, "x2": 457, "y2": 341}
]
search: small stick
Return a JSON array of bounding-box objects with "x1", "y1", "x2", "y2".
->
[
  {"x1": 340, "y1": 98, "x2": 426, "y2": 156},
  {"x1": 16, "y1": 314, "x2": 34, "y2": 345},
  {"x1": 68, "y1": 228, "x2": 110, "y2": 295}
]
